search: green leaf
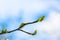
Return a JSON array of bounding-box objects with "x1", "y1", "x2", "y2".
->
[
  {"x1": 19, "y1": 23, "x2": 25, "y2": 29},
  {"x1": 32, "y1": 30, "x2": 37, "y2": 35},
  {"x1": 1, "y1": 27, "x2": 5, "y2": 33},
  {"x1": 1, "y1": 27, "x2": 8, "y2": 33},
  {"x1": 37, "y1": 16, "x2": 45, "y2": 22}
]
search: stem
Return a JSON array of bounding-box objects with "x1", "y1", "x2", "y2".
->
[
  {"x1": 0, "y1": 28, "x2": 36, "y2": 35},
  {"x1": 0, "y1": 16, "x2": 45, "y2": 35},
  {"x1": 0, "y1": 20, "x2": 37, "y2": 35}
]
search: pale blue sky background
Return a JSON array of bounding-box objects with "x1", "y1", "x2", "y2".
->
[{"x1": 0, "y1": 0, "x2": 60, "y2": 40}]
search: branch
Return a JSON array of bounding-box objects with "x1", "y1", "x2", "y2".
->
[{"x1": 0, "y1": 16, "x2": 45, "y2": 35}]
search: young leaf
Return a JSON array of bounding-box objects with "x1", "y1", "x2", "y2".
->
[
  {"x1": 1, "y1": 27, "x2": 5, "y2": 33},
  {"x1": 37, "y1": 16, "x2": 45, "y2": 22},
  {"x1": 1, "y1": 27, "x2": 8, "y2": 33},
  {"x1": 32, "y1": 30, "x2": 37, "y2": 35},
  {"x1": 19, "y1": 23, "x2": 25, "y2": 29}
]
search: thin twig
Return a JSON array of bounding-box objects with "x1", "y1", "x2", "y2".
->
[
  {"x1": 0, "y1": 16, "x2": 45, "y2": 35},
  {"x1": 0, "y1": 20, "x2": 37, "y2": 35}
]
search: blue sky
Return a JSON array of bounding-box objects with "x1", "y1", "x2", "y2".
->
[{"x1": 0, "y1": 0, "x2": 60, "y2": 40}]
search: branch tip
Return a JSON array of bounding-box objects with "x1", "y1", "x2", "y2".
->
[
  {"x1": 37, "y1": 16, "x2": 45, "y2": 22},
  {"x1": 0, "y1": 16, "x2": 45, "y2": 35},
  {"x1": 32, "y1": 30, "x2": 37, "y2": 35}
]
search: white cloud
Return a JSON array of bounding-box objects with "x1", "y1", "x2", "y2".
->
[
  {"x1": 36, "y1": 11, "x2": 60, "y2": 38},
  {"x1": 0, "y1": 0, "x2": 60, "y2": 40}
]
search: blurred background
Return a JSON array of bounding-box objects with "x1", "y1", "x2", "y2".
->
[{"x1": 0, "y1": 0, "x2": 60, "y2": 40}]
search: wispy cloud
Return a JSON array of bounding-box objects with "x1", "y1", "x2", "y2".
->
[{"x1": 0, "y1": 0, "x2": 60, "y2": 40}]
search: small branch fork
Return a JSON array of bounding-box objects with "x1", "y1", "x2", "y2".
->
[{"x1": 0, "y1": 16, "x2": 45, "y2": 35}]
